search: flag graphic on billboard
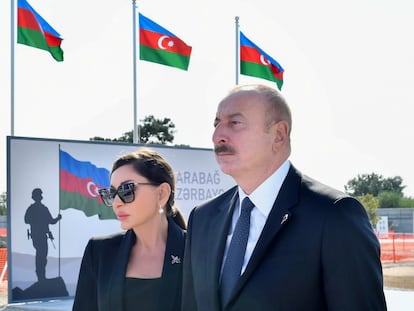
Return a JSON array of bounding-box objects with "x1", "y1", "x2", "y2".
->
[{"x1": 59, "y1": 149, "x2": 115, "y2": 219}]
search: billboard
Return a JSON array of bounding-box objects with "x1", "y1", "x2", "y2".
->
[{"x1": 7, "y1": 136, "x2": 235, "y2": 303}]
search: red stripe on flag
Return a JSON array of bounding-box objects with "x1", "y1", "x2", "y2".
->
[
  {"x1": 270, "y1": 65, "x2": 284, "y2": 80},
  {"x1": 240, "y1": 45, "x2": 262, "y2": 63},
  {"x1": 60, "y1": 170, "x2": 102, "y2": 201},
  {"x1": 241, "y1": 45, "x2": 283, "y2": 79},
  {"x1": 17, "y1": 8, "x2": 41, "y2": 31},
  {"x1": 240, "y1": 46, "x2": 281, "y2": 73},
  {"x1": 18, "y1": 8, "x2": 61, "y2": 47},
  {"x1": 45, "y1": 32, "x2": 62, "y2": 47},
  {"x1": 140, "y1": 29, "x2": 191, "y2": 56}
]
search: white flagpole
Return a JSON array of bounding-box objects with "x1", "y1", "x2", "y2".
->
[
  {"x1": 58, "y1": 144, "x2": 61, "y2": 276},
  {"x1": 235, "y1": 16, "x2": 240, "y2": 85},
  {"x1": 11, "y1": 0, "x2": 15, "y2": 136},
  {"x1": 132, "y1": 0, "x2": 139, "y2": 143}
]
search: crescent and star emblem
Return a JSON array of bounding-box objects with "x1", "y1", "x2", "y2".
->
[
  {"x1": 158, "y1": 35, "x2": 174, "y2": 50},
  {"x1": 260, "y1": 54, "x2": 271, "y2": 66},
  {"x1": 87, "y1": 181, "x2": 98, "y2": 198}
]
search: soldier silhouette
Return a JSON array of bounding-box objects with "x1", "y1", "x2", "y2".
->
[{"x1": 24, "y1": 188, "x2": 62, "y2": 282}]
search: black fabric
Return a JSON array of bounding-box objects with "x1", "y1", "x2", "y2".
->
[{"x1": 124, "y1": 277, "x2": 161, "y2": 311}]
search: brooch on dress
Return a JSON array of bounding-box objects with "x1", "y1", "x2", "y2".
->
[{"x1": 171, "y1": 255, "x2": 181, "y2": 264}]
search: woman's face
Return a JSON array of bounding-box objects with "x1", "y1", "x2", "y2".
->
[{"x1": 110, "y1": 164, "x2": 162, "y2": 230}]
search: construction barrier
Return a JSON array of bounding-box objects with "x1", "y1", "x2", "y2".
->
[
  {"x1": 378, "y1": 232, "x2": 414, "y2": 263},
  {"x1": 0, "y1": 228, "x2": 6, "y2": 292},
  {"x1": 0, "y1": 248, "x2": 7, "y2": 293},
  {"x1": 0, "y1": 248, "x2": 6, "y2": 281}
]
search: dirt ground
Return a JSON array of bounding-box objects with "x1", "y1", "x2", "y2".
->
[{"x1": 382, "y1": 263, "x2": 414, "y2": 290}]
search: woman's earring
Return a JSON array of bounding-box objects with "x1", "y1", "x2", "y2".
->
[{"x1": 159, "y1": 205, "x2": 164, "y2": 214}]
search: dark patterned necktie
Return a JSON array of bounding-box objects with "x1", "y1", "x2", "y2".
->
[{"x1": 220, "y1": 197, "x2": 254, "y2": 306}]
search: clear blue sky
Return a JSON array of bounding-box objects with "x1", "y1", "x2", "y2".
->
[{"x1": 1, "y1": 0, "x2": 414, "y2": 196}]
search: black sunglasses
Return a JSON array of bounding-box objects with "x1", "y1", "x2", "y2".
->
[{"x1": 98, "y1": 182, "x2": 159, "y2": 207}]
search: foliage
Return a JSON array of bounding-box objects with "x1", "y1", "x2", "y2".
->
[
  {"x1": 0, "y1": 192, "x2": 6, "y2": 215},
  {"x1": 345, "y1": 173, "x2": 413, "y2": 209},
  {"x1": 345, "y1": 173, "x2": 405, "y2": 197},
  {"x1": 357, "y1": 194, "x2": 380, "y2": 226},
  {"x1": 398, "y1": 196, "x2": 414, "y2": 208},
  {"x1": 377, "y1": 191, "x2": 402, "y2": 208},
  {"x1": 89, "y1": 136, "x2": 113, "y2": 142},
  {"x1": 90, "y1": 115, "x2": 176, "y2": 145}
]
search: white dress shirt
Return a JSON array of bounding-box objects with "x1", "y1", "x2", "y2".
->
[{"x1": 221, "y1": 160, "x2": 291, "y2": 275}]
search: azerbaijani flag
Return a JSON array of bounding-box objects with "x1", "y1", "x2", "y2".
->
[
  {"x1": 59, "y1": 149, "x2": 115, "y2": 219},
  {"x1": 17, "y1": 0, "x2": 64, "y2": 62},
  {"x1": 240, "y1": 31, "x2": 284, "y2": 90},
  {"x1": 139, "y1": 13, "x2": 192, "y2": 71}
]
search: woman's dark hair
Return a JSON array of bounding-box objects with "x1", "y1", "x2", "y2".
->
[{"x1": 111, "y1": 148, "x2": 186, "y2": 229}]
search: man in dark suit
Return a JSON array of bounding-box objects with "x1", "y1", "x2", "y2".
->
[{"x1": 182, "y1": 84, "x2": 387, "y2": 311}]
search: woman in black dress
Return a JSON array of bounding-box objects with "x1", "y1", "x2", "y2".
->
[{"x1": 72, "y1": 148, "x2": 186, "y2": 311}]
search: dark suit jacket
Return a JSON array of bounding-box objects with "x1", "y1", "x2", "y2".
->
[
  {"x1": 72, "y1": 217, "x2": 186, "y2": 311},
  {"x1": 182, "y1": 164, "x2": 387, "y2": 311}
]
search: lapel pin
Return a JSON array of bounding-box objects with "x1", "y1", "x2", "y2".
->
[
  {"x1": 281, "y1": 214, "x2": 289, "y2": 225},
  {"x1": 171, "y1": 255, "x2": 181, "y2": 264}
]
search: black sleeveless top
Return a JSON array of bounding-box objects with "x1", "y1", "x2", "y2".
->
[{"x1": 124, "y1": 277, "x2": 162, "y2": 311}]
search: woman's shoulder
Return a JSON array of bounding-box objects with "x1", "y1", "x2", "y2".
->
[
  {"x1": 87, "y1": 230, "x2": 131, "y2": 248},
  {"x1": 168, "y1": 217, "x2": 187, "y2": 238},
  {"x1": 91, "y1": 230, "x2": 127, "y2": 240}
]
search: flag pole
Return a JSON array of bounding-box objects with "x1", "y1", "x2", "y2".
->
[
  {"x1": 235, "y1": 16, "x2": 240, "y2": 85},
  {"x1": 11, "y1": 0, "x2": 15, "y2": 136},
  {"x1": 58, "y1": 144, "x2": 61, "y2": 277},
  {"x1": 132, "y1": 0, "x2": 139, "y2": 143}
]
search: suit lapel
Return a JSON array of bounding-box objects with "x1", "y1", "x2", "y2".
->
[
  {"x1": 229, "y1": 166, "x2": 301, "y2": 304},
  {"x1": 106, "y1": 221, "x2": 185, "y2": 311},
  {"x1": 157, "y1": 218, "x2": 185, "y2": 311},
  {"x1": 107, "y1": 230, "x2": 135, "y2": 311},
  {"x1": 206, "y1": 188, "x2": 239, "y2": 307}
]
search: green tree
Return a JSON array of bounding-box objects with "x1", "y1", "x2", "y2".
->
[
  {"x1": 357, "y1": 194, "x2": 380, "y2": 226},
  {"x1": 0, "y1": 192, "x2": 6, "y2": 216},
  {"x1": 138, "y1": 115, "x2": 175, "y2": 144},
  {"x1": 90, "y1": 115, "x2": 176, "y2": 145},
  {"x1": 345, "y1": 173, "x2": 405, "y2": 197},
  {"x1": 377, "y1": 191, "x2": 402, "y2": 208},
  {"x1": 399, "y1": 196, "x2": 414, "y2": 208}
]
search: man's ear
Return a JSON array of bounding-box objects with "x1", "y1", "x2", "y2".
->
[{"x1": 272, "y1": 121, "x2": 289, "y2": 145}]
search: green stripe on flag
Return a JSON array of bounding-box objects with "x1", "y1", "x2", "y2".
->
[
  {"x1": 60, "y1": 191, "x2": 116, "y2": 220},
  {"x1": 18, "y1": 27, "x2": 49, "y2": 51},
  {"x1": 18, "y1": 27, "x2": 64, "y2": 62},
  {"x1": 241, "y1": 61, "x2": 283, "y2": 90},
  {"x1": 140, "y1": 45, "x2": 190, "y2": 71}
]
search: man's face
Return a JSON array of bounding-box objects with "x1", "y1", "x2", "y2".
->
[{"x1": 212, "y1": 92, "x2": 276, "y2": 181}]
